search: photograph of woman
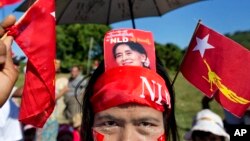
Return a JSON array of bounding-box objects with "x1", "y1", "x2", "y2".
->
[
  {"x1": 112, "y1": 41, "x2": 150, "y2": 68},
  {"x1": 104, "y1": 28, "x2": 156, "y2": 71}
]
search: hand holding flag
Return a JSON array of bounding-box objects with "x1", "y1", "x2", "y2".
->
[
  {"x1": 0, "y1": 14, "x2": 18, "y2": 107},
  {"x1": 181, "y1": 22, "x2": 250, "y2": 117}
]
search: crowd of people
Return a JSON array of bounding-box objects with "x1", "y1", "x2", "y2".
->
[{"x1": 0, "y1": 14, "x2": 249, "y2": 141}]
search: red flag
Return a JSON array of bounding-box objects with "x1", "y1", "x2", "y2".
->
[
  {"x1": 181, "y1": 22, "x2": 250, "y2": 117},
  {"x1": 8, "y1": 0, "x2": 56, "y2": 127},
  {"x1": 0, "y1": 0, "x2": 21, "y2": 7}
]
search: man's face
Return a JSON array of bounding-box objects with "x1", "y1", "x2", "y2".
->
[
  {"x1": 93, "y1": 104, "x2": 165, "y2": 141},
  {"x1": 55, "y1": 60, "x2": 61, "y2": 72},
  {"x1": 70, "y1": 67, "x2": 80, "y2": 78}
]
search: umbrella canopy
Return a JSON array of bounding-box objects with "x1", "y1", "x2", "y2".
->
[{"x1": 15, "y1": 0, "x2": 202, "y2": 28}]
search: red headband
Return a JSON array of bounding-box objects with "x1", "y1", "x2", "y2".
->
[{"x1": 91, "y1": 66, "x2": 171, "y2": 113}]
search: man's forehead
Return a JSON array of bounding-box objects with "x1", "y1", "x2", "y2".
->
[
  {"x1": 95, "y1": 105, "x2": 162, "y2": 121},
  {"x1": 71, "y1": 66, "x2": 79, "y2": 71}
]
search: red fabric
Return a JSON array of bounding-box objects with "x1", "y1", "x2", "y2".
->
[
  {"x1": 8, "y1": 0, "x2": 56, "y2": 127},
  {"x1": 157, "y1": 134, "x2": 166, "y2": 141},
  {"x1": 181, "y1": 23, "x2": 250, "y2": 117},
  {"x1": 0, "y1": 0, "x2": 21, "y2": 7},
  {"x1": 91, "y1": 66, "x2": 171, "y2": 113},
  {"x1": 92, "y1": 130, "x2": 104, "y2": 141},
  {"x1": 73, "y1": 129, "x2": 80, "y2": 141}
]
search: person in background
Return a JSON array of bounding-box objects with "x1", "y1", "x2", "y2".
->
[
  {"x1": 64, "y1": 65, "x2": 87, "y2": 128},
  {"x1": 90, "y1": 59, "x2": 99, "y2": 74},
  {"x1": 54, "y1": 59, "x2": 69, "y2": 124},
  {"x1": 184, "y1": 109, "x2": 230, "y2": 141}
]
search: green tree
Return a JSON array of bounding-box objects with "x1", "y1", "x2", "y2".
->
[
  {"x1": 225, "y1": 30, "x2": 250, "y2": 50},
  {"x1": 155, "y1": 42, "x2": 183, "y2": 70},
  {"x1": 56, "y1": 24, "x2": 111, "y2": 73}
]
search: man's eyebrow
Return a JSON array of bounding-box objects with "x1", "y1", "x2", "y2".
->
[
  {"x1": 95, "y1": 114, "x2": 124, "y2": 122},
  {"x1": 132, "y1": 117, "x2": 161, "y2": 123}
]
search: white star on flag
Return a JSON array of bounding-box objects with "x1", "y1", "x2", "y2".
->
[
  {"x1": 193, "y1": 34, "x2": 214, "y2": 58},
  {"x1": 50, "y1": 11, "x2": 56, "y2": 20}
]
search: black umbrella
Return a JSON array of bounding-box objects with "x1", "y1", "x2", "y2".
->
[{"x1": 15, "y1": 0, "x2": 203, "y2": 28}]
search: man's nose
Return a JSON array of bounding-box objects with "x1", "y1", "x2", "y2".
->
[
  {"x1": 120, "y1": 126, "x2": 133, "y2": 141},
  {"x1": 119, "y1": 126, "x2": 143, "y2": 141}
]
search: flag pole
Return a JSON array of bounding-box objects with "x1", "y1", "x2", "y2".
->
[
  {"x1": 87, "y1": 37, "x2": 94, "y2": 74},
  {"x1": 171, "y1": 19, "x2": 202, "y2": 87}
]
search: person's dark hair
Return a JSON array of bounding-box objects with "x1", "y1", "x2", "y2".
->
[
  {"x1": 191, "y1": 131, "x2": 225, "y2": 141},
  {"x1": 156, "y1": 56, "x2": 179, "y2": 141},
  {"x1": 71, "y1": 65, "x2": 81, "y2": 71},
  {"x1": 80, "y1": 57, "x2": 179, "y2": 141},
  {"x1": 112, "y1": 41, "x2": 147, "y2": 59}
]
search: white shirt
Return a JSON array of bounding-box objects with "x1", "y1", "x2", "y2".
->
[{"x1": 0, "y1": 87, "x2": 23, "y2": 141}]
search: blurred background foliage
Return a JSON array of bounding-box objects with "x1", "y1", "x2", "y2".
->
[{"x1": 56, "y1": 24, "x2": 111, "y2": 73}]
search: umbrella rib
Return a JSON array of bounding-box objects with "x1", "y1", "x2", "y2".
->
[
  {"x1": 128, "y1": 0, "x2": 136, "y2": 29},
  {"x1": 153, "y1": 0, "x2": 162, "y2": 16},
  {"x1": 56, "y1": 0, "x2": 72, "y2": 24},
  {"x1": 106, "y1": 0, "x2": 112, "y2": 25}
]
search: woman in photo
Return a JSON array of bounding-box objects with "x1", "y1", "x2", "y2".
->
[{"x1": 112, "y1": 41, "x2": 150, "y2": 68}]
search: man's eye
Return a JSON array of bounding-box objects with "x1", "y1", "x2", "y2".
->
[
  {"x1": 136, "y1": 122, "x2": 158, "y2": 135},
  {"x1": 103, "y1": 121, "x2": 118, "y2": 127},
  {"x1": 94, "y1": 121, "x2": 119, "y2": 135},
  {"x1": 138, "y1": 122, "x2": 154, "y2": 127}
]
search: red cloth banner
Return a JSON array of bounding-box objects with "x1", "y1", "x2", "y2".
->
[
  {"x1": 8, "y1": 0, "x2": 56, "y2": 127},
  {"x1": 0, "y1": 0, "x2": 21, "y2": 7},
  {"x1": 91, "y1": 66, "x2": 171, "y2": 113},
  {"x1": 181, "y1": 23, "x2": 250, "y2": 117}
]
